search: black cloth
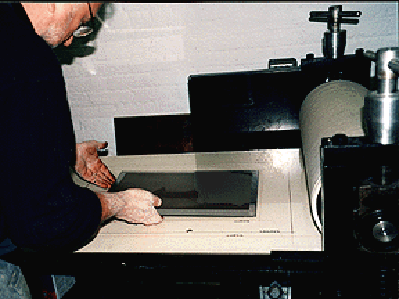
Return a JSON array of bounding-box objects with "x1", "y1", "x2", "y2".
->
[{"x1": 0, "y1": 4, "x2": 102, "y2": 254}]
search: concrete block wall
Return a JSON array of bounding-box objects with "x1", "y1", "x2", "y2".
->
[{"x1": 60, "y1": 3, "x2": 399, "y2": 155}]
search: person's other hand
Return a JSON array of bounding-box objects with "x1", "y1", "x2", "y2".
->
[
  {"x1": 75, "y1": 140, "x2": 115, "y2": 189},
  {"x1": 115, "y1": 189, "x2": 163, "y2": 226}
]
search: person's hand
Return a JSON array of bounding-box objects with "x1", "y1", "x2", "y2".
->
[
  {"x1": 75, "y1": 140, "x2": 115, "y2": 189},
  {"x1": 97, "y1": 189, "x2": 163, "y2": 225},
  {"x1": 116, "y1": 189, "x2": 163, "y2": 225}
]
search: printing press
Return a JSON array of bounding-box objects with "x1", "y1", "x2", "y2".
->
[{"x1": 63, "y1": 5, "x2": 399, "y2": 298}]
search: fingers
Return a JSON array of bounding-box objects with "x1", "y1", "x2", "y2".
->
[
  {"x1": 79, "y1": 162, "x2": 114, "y2": 188},
  {"x1": 95, "y1": 163, "x2": 115, "y2": 183},
  {"x1": 87, "y1": 157, "x2": 115, "y2": 188},
  {"x1": 142, "y1": 207, "x2": 163, "y2": 226},
  {"x1": 153, "y1": 196, "x2": 162, "y2": 207},
  {"x1": 119, "y1": 206, "x2": 163, "y2": 226},
  {"x1": 91, "y1": 169, "x2": 115, "y2": 189},
  {"x1": 75, "y1": 140, "x2": 116, "y2": 189},
  {"x1": 101, "y1": 163, "x2": 115, "y2": 182},
  {"x1": 143, "y1": 214, "x2": 163, "y2": 226},
  {"x1": 116, "y1": 189, "x2": 163, "y2": 225}
]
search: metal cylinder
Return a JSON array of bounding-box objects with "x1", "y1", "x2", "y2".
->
[
  {"x1": 364, "y1": 92, "x2": 399, "y2": 144},
  {"x1": 376, "y1": 47, "x2": 399, "y2": 94},
  {"x1": 388, "y1": 58, "x2": 399, "y2": 74},
  {"x1": 323, "y1": 30, "x2": 346, "y2": 59},
  {"x1": 364, "y1": 47, "x2": 399, "y2": 144}
]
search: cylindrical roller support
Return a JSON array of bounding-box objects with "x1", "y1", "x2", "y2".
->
[
  {"x1": 364, "y1": 92, "x2": 399, "y2": 144},
  {"x1": 364, "y1": 47, "x2": 399, "y2": 144},
  {"x1": 376, "y1": 47, "x2": 399, "y2": 94},
  {"x1": 388, "y1": 59, "x2": 399, "y2": 75}
]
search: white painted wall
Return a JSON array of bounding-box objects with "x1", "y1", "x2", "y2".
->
[{"x1": 61, "y1": 3, "x2": 399, "y2": 155}]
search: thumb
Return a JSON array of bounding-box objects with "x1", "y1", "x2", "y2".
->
[
  {"x1": 84, "y1": 140, "x2": 108, "y2": 149},
  {"x1": 96, "y1": 141, "x2": 108, "y2": 150}
]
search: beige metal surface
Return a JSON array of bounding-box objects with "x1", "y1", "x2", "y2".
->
[{"x1": 76, "y1": 150, "x2": 321, "y2": 253}]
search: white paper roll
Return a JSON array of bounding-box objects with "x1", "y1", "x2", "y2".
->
[{"x1": 299, "y1": 80, "x2": 369, "y2": 231}]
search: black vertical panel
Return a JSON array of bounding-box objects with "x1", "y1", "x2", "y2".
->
[{"x1": 114, "y1": 51, "x2": 370, "y2": 155}]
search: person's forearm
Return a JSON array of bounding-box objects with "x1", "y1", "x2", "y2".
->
[{"x1": 95, "y1": 191, "x2": 124, "y2": 222}]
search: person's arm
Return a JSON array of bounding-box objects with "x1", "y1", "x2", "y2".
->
[{"x1": 74, "y1": 140, "x2": 163, "y2": 225}]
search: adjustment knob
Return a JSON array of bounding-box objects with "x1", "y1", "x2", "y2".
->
[
  {"x1": 309, "y1": 5, "x2": 362, "y2": 28},
  {"x1": 309, "y1": 5, "x2": 362, "y2": 59}
]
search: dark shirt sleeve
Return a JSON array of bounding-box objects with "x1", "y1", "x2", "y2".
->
[
  {"x1": 0, "y1": 3, "x2": 102, "y2": 253},
  {"x1": 1, "y1": 71, "x2": 102, "y2": 253}
]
